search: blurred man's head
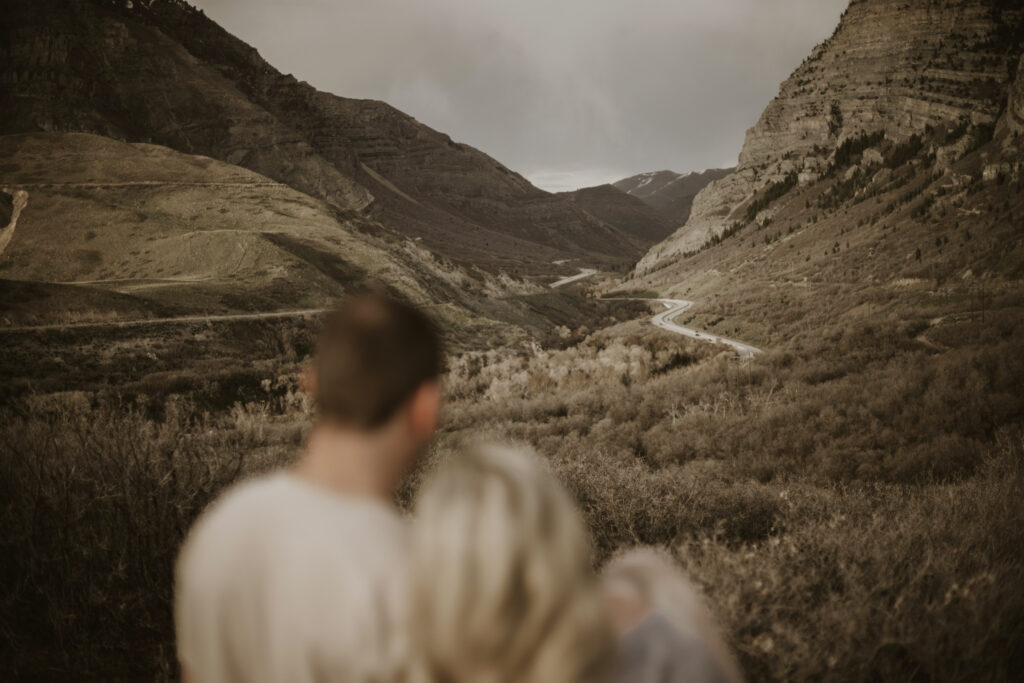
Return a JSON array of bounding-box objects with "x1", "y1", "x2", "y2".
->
[
  {"x1": 308, "y1": 291, "x2": 443, "y2": 463},
  {"x1": 177, "y1": 291, "x2": 441, "y2": 683}
]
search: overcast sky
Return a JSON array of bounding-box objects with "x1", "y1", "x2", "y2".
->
[{"x1": 195, "y1": 0, "x2": 848, "y2": 191}]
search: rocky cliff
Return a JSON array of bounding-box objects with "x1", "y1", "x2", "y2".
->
[
  {"x1": 638, "y1": 0, "x2": 1024, "y2": 271},
  {"x1": 613, "y1": 168, "x2": 734, "y2": 227},
  {"x1": 0, "y1": 0, "x2": 658, "y2": 272},
  {"x1": 997, "y1": 53, "x2": 1024, "y2": 141}
]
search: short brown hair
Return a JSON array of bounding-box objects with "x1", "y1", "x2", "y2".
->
[{"x1": 313, "y1": 292, "x2": 443, "y2": 428}]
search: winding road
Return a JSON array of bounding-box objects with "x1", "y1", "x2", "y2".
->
[
  {"x1": 544, "y1": 267, "x2": 761, "y2": 357},
  {"x1": 2, "y1": 278, "x2": 761, "y2": 361},
  {"x1": 599, "y1": 295, "x2": 762, "y2": 359},
  {"x1": 648, "y1": 299, "x2": 761, "y2": 359},
  {"x1": 545, "y1": 267, "x2": 760, "y2": 357},
  {"x1": 550, "y1": 268, "x2": 598, "y2": 288}
]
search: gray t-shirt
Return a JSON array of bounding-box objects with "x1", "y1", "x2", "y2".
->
[
  {"x1": 175, "y1": 472, "x2": 409, "y2": 683},
  {"x1": 617, "y1": 612, "x2": 732, "y2": 683}
]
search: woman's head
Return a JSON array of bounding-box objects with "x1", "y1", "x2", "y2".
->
[
  {"x1": 409, "y1": 443, "x2": 613, "y2": 683},
  {"x1": 602, "y1": 548, "x2": 744, "y2": 683}
]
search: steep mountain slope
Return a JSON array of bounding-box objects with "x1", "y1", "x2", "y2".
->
[
  {"x1": 613, "y1": 168, "x2": 733, "y2": 226},
  {"x1": 0, "y1": 0, "x2": 661, "y2": 272},
  {"x1": 617, "y1": 0, "x2": 1024, "y2": 358},
  {"x1": 637, "y1": 0, "x2": 1024, "y2": 269}
]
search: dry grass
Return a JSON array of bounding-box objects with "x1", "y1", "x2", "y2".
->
[
  {"x1": 676, "y1": 438, "x2": 1024, "y2": 682},
  {"x1": 0, "y1": 396, "x2": 301, "y2": 680},
  {"x1": 432, "y1": 306, "x2": 1024, "y2": 681},
  {"x1": 2, "y1": 294, "x2": 1023, "y2": 681}
]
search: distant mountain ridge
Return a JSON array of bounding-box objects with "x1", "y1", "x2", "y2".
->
[
  {"x1": 613, "y1": 169, "x2": 734, "y2": 227},
  {"x1": 560, "y1": 184, "x2": 677, "y2": 248},
  {"x1": 0, "y1": 0, "x2": 667, "y2": 272}
]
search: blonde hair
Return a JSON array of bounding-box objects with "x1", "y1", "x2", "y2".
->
[
  {"x1": 603, "y1": 548, "x2": 744, "y2": 683},
  {"x1": 409, "y1": 443, "x2": 614, "y2": 683}
]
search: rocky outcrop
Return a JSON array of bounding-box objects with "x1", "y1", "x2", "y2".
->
[
  {"x1": 638, "y1": 0, "x2": 1024, "y2": 272},
  {"x1": 0, "y1": 188, "x2": 29, "y2": 258},
  {"x1": 996, "y1": 53, "x2": 1024, "y2": 142},
  {"x1": 0, "y1": 0, "x2": 661, "y2": 271},
  {"x1": 613, "y1": 168, "x2": 734, "y2": 227}
]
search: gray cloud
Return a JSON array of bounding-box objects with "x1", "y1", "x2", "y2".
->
[{"x1": 195, "y1": 0, "x2": 848, "y2": 190}]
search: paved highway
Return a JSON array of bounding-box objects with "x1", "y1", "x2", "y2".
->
[{"x1": 650, "y1": 298, "x2": 761, "y2": 359}]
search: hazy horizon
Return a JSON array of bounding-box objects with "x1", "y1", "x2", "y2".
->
[{"x1": 195, "y1": 0, "x2": 848, "y2": 192}]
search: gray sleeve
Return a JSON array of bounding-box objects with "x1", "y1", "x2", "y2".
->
[{"x1": 616, "y1": 613, "x2": 732, "y2": 683}]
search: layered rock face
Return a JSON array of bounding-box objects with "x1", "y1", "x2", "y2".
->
[
  {"x1": 997, "y1": 53, "x2": 1024, "y2": 140},
  {"x1": 0, "y1": 0, "x2": 655, "y2": 271},
  {"x1": 613, "y1": 168, "x2": 734, "y2": 227},
  {"x1": 638, "y1": 0, "x2": 1024, "y2": 271}
]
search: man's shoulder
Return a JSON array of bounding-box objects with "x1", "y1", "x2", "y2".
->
[
  {"x1": 178, "y1": 472, "x2": 292, "y2": 565},
  {"x1": 178, "y1": 470, "x2": 408, "y2": 602},
  {"x1": 194, "y1": 471, "x2": 293, "y2": 528},
  {"x1": 183, "y1": 470, "x2": 407, "y2": 559}
]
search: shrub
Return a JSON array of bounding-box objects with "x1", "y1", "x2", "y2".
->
[
  {"x1": 0, "y1": 399, "x2": 264, "y2": 679},
  {"x1": 675, "y1": 437, "x2": 1024, "y2": 682}
]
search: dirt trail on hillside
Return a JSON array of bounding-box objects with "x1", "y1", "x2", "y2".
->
[
  {"x1": 0, "y1": 187, "x2": 30, "y2": 257},
  {"x1": 550, "y1": 268, "x2": 597, "y2": 288},
  {"x1": 56, "y1": 276, "x2": 230, "y2": 293},
  {"x1": 0, "y1": 307, "x2": 330, "y2": 334}
]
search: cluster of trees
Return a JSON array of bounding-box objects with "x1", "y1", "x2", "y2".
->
[{"x1": 745, "y1": 173, "x2": 800, "y2": 223}]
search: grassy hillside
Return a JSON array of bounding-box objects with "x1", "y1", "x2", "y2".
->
[
  {"x1": 587, "y1": 75, "x2": 1024, "y2": 682},
  {"x1": 561, "y1": 184, "x2": 677, "y2": 246},
  {"x1": 0, "y1": 133, "x2": 476, "y2": 314}
]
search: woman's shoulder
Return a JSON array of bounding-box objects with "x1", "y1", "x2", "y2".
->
[{"x1": 617, "y1": 612, "x2": 733, "y2": 683}]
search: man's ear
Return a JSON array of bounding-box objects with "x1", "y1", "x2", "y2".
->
[
  {"x1": 408, "y1": 380, "x2": 441, "y2": 439},
  {"x1": 300, "y1": 363, "x2": 318, "y2": 400}
]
